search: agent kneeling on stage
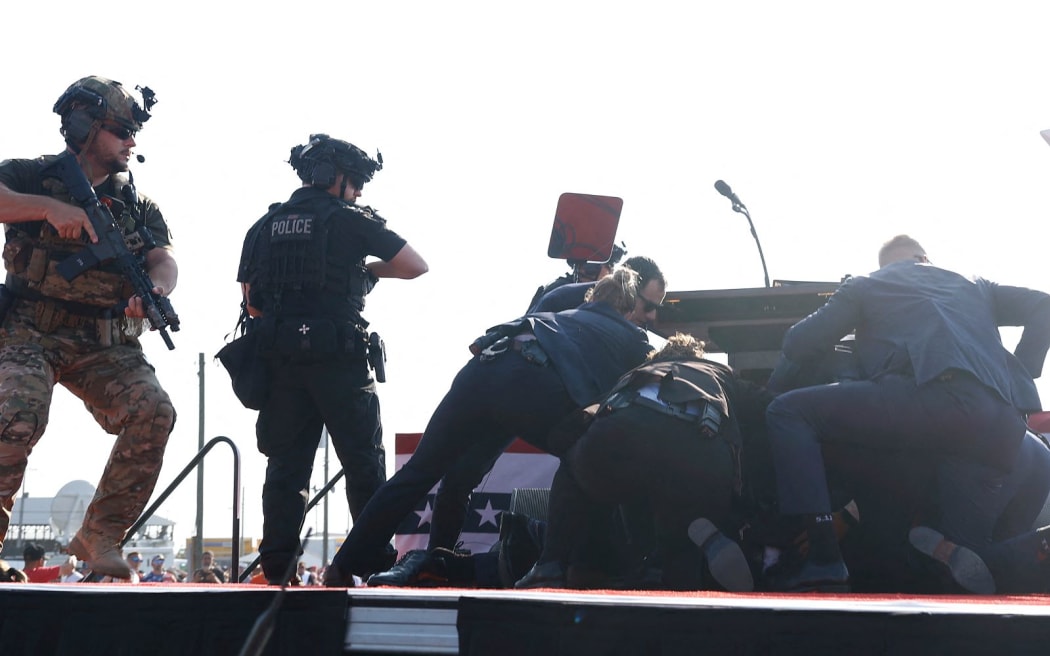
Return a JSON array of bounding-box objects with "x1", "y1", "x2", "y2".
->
[
  {"x1": 515, "y1": 333, "x2": 766, "y2": 592},
  {"x1": 764, "y1": 235, "x2": 1050, "y2": 594}
]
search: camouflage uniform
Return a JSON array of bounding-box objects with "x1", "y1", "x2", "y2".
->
[{"x1": 0, "y1": 128, "x2": 175, "y2": 561}]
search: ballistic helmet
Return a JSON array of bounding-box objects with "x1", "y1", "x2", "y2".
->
[
  {"x1": 289, "y1": 134, "x2": 383, "y2": 188},
  {"x1": 54, "y1": 76, "x2": 155, "y2": 145}
]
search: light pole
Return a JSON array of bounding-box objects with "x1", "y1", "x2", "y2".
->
[
  {"x1": 322, "y1": 427, "x2": 330, "y2": 567},
  {"x1": 16, "y1": 468, "x2": 33, "y2": 546}
]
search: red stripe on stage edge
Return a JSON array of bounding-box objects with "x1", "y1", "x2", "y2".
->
[{"x1": 395, "y1": 433, "x2": 548, "y2": 455}]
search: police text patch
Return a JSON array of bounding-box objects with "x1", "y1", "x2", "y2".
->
[{"x1": 270, "y1": 213, "x2": 314, "y2": 241}]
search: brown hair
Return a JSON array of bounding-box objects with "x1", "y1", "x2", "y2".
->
[
  {"x1": 585, "y1": 268, "x2": 639, "y2": 315},
  {"x1": 648, "y1": 332, "x2": 706, "y2": 362}
]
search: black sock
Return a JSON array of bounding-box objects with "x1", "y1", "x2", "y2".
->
[{"x1": 805, "y1": 513, "x2": 842, "y2": 564}]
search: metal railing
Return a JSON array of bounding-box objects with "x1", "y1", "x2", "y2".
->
[{"x1": 120, "y1": 435, "x2": 242, "y2": 577}]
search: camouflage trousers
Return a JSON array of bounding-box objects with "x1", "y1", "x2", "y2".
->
[{"x1": 0, "y1": 301, "x2": 176, "y2": 550}]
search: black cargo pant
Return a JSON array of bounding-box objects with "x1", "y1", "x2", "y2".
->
[
  {"x1": 257, "y1": 356, "x2": 383, "y2": 582},
  {"x1": 539, "y1": 405, "x2": 736, "y2": 585}
]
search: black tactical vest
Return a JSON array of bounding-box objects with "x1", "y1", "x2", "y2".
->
[{"x1": 246, "y1": 194, "x2": 372, "y2": 321}]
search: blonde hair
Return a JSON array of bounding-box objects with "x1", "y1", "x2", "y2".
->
[
  {"x1": 648, "y1": 332, "x2": 706, "y2": 362},
  {"x1": 585, "y1": 268, "x2": 639, "y2": 315}
]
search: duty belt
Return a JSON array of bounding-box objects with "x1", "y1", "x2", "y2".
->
[
  {"x1": 479, "y1": 335, "x2": 550, "y2": 367},
  {"x1": 510, "y1": 337, "x2": 550, "y2": 367},
  {"x1": 603, "y1": 390, "x2": 723, "y2": 437}
]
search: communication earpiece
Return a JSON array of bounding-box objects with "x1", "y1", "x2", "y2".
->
[{"x1": 62, "y1": 108, "x2": 97, "y2": 144}]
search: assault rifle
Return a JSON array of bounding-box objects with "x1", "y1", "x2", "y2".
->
[{"x1": 40, "y1": 151, "x2": 180, "y2": 350}]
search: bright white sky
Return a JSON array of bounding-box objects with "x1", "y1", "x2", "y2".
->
[{"x1": 5, "y1": 2, "x2": 1050, "y2": 552}]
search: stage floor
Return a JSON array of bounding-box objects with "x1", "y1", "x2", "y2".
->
[{"x1": 2, "y1": 582, "x2": 1049, "y2": 655}]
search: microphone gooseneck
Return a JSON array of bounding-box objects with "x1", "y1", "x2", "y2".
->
[{"x1": 713, "y1": 179, "x2": 770, "y2": 288}]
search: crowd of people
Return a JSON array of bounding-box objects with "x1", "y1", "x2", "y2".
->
[
  {"x1": 0, "y1": 75, "x2": 1048, "y2": 596},
  {"x1": 2, "y1": 543, "x2": 346, "y2": 586}
]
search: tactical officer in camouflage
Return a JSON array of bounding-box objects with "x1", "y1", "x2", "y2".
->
[
  {"x1": 237, "y1": 134, "x2": 428, "y2": 584},
  {"x1": 0, "y1": 76, "x2": 178, "y2": 580}
]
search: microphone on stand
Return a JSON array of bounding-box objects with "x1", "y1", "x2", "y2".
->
[
  {"x1": 714, "y1": 180, "x2": 770, "y2": 288},
  {"x1": 714, "y1": 179, "x2": 745, "y2": 210}
]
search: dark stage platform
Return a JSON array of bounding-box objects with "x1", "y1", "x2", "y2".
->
[{"x1": 2, "y1": 583, "x2": 1049, "y2": 655}]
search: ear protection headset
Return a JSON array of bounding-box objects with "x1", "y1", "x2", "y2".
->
[
  {"x1": 308, "y1": 160, "x2": 338, "y2": 187},
  {"x1": 53, "y1": 86, "x2": 106, "y2": 144}
]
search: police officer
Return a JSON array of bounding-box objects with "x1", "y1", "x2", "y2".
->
[
  {"x1": 0, "y1": 76, "x2": 177, "y2": 580},
  {"x1": 237, "y1": 134, "x2": 427, "y2": 584}
]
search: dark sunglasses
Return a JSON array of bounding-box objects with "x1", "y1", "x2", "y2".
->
[
  {"x1": 640, "y1": 296, "x2": 662, "y2": 313},
  {"x1": 101, "y1": 122, "x2": 137, "y2": 140}
]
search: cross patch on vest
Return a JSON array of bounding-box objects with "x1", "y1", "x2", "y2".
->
[{"x1": 270, "y1": 213, "x2": 315, "y2": 241}]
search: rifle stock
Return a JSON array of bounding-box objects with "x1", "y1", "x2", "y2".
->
[{"x1": 41, "y1": 152, "x2": 180, "y2": 349}]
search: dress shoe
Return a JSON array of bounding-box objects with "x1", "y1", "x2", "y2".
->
[
  {"x1": 367, "y1": 548, "x2": 474, "y2": 587},
  {"x1": 68, "y1": 534, "x2": 133, "y2": 580},
  {"x1": 497, "y1": 512, "x2": 542, "y2": 588},
  {"x1": 688, "y1": 517, "x2": 754, "y2": 592},
  {"x1": 369, "y1": 547, "x2": 476, "y2": 587},
  {"x1": 514, "y1": 561, "x2": 567, "y2": 589},
  {"x1": 767, "y1": 558, "x2": 850, "y2": 593},
  {"x1": 909, "y1": 526, "x2": 995, "y2": 595},
  {"x1": 323, "y1": 562, "x2": 357, "y2": 588}
]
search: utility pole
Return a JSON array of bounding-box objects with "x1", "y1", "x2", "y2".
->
[
  {"x1": 322, "y1": 427, "x2": 330, "y2": 567},
  {"x1": 195, "y1": 352, "x2": 205, "y2": 570}
]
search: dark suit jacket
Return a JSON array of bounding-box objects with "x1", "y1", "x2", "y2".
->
[
  {"x1": 770, "y1": 261, "x2": 1050, "y2": 412},
  {"x1": 532, "y1": 281, "x2": 596, "y2": 313},
  {"x1": 529, "y1": 302, "x2": 653, "y2": 406},
  {"x1": 483, "y1": 302, "x2": 652, "y2": 407}
]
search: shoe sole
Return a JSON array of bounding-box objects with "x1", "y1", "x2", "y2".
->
[
  {"x1": 909, "y1": 526, "x2": 995, "y2": 595},
  {"x1": 688, "y1": 518, "x2": 754, "y2": 592}
]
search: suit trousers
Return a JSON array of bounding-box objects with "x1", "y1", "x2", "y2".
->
[
  {"x1": 332, "y1": 351, "x2": 577, "y2": 575},
  {"x1": 767, "y1": 373, "x2": 1027, "y2": 551}
]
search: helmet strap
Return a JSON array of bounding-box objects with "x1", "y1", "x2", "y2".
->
[{"x1": 74, "y1": 125, "x2": 104, "y2": 184}]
